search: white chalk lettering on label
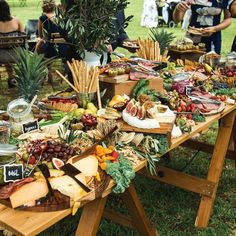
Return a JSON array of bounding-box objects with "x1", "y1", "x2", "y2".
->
[{"x1": 8, "y1": 170, "x2": 20, "y2": 177}]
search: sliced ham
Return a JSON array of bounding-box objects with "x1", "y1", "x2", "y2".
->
[{"x1": 193, "y1": 101, "x2": 220, "y2": 113}]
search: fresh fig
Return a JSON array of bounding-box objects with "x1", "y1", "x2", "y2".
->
[
  {"x1": 113, "y1": 102, "x2": 126, "y2": 111},
  {"x1": 137, "y1": 105, "x2": 146, "y2": 120},
  {"x1": 126, "y1": 99, "x2": 135, "y2": 113},
  {"x1": 129, "y1": 104, "x2": 138, "y2": 117},
  {"x1": 52, "y1": 158, "x2": 64, "y2": 170}
]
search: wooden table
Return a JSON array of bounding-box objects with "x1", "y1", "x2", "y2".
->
[
  {"x1": 0, "y1": 161, "x2": 158, "y2": 236},
  {"x1": 0, "y1": 104, "x2": 235, "y2": 235},
  {"x1": 141, "y1": 104, "x2": 236, "y2": 228}
]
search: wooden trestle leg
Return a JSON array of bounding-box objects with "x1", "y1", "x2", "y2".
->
[
  {"x1": 75, "y1": 182, "x2": 158, "y2": 236},
  {"x1": 75, "y1": 196, "x2": 108, "y2": 236},
  {"x1": 195, "y1": 110, "x2": 236, "y2": 227},
  {"x1": 121, "y1": 183, "x2": 158, "y2": 236}
]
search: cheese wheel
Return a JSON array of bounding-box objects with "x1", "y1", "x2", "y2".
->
[{"x1": 10, "y1": 181, "x2": 48, "y2": 208}]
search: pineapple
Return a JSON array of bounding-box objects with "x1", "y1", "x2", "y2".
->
[
  {"x1": 150, "y1": 29, "x2": 175, "y2": 54},
  {"x1": 13, "y1": 48, "x2": 54, "y2": 102}
]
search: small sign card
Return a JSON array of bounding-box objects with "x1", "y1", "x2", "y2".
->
[
  {"x1": 4, "y1": 164, "x2": 24, "y2": 183},
  {"x1": 22, "y1": 120, "x2": 39, "y2": 133}
]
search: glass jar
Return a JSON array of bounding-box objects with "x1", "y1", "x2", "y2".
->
[
  {"x1": 0, "y1": 121, "x2": 11, "y2": 144},
  {"x1": 7, "y1": 98, "x2": 34, "y2": 136},
  {"x1": 0, "y1": 144, "x2": 17, "y2": 185},
  {"x1": 226, "y1": 52, "x2": 236, "y2": 72}
]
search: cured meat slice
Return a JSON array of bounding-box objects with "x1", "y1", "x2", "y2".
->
[
  {"x1": 193, "y1": 101, "x2": 220, "y2": 113},
  {"x1": 0, "y1": 177, "x2": 34, "y2": 199}
]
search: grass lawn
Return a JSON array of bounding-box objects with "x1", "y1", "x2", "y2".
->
[{"x1": 0, "y1": 1, "x2": 235, "y2": 236}]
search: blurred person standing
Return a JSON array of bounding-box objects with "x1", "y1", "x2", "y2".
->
[
  {"x1": 228, "y1": 0, "x2": 236, "y2": 51},
  {"x1": 141, "y1": 0, "x2": 159, "y2": 28},
  {"x1": 173, "y1": 0, "x2": 232, "y2": 54}
]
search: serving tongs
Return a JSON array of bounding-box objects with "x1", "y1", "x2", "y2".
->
[{"x1": 23, "y1": 152, "x2": 42, "y2": 178}]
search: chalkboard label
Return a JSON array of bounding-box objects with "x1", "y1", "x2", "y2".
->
[
  {"x1": 22, "y1": 120, "x2": 39, "y2": 133},
  {"x1": 4, "y1": 164, "x2": 23, "y2": 182}
]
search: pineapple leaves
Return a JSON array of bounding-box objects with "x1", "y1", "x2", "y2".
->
[
  {"x1": 149, "y1": 29, "x2": 175, "y2": 54},
  {"x1": 13, "y1": 48, "x2": 54, "y2": 102}
]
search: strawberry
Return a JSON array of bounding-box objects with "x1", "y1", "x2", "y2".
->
[
  {"x1": 176, "y1": 107, "x2": 182, "y2": 112},
  {"x1": 28, "y1": 155, "x2": 36, "y2": 165},
  {"x1": 187, "y1": 114, "x2": 192, "y2": 120}
]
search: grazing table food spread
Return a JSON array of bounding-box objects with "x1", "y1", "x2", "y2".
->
[{"x1": 0, "y1": 38, "x2": 235, "y2": 235}]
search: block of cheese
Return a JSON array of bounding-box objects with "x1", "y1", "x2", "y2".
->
[
  {"x1": 72, "y1": 154, "x2": 98, "y2": 176},
  {"x1": 49, "y1": 174, "x2": 87, "y2": 201},
  {"x1": 10, "y1": 180, "x2": 48, "y2": 208}
]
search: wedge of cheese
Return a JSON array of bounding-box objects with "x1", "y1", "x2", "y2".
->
[
  {"x1": 72, "y1": 154, "x2": 98, "y2": 176},
  {"x1": 10, "y1": 180, "x2": 48, "y2": 208},
  {"x1": 49, "y1": 174, "x2": 87, "y2": 201}
]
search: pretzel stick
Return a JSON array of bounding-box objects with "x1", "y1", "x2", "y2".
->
[{"x1": 56, "y1": 70, "x2": 79, "y2": 93}]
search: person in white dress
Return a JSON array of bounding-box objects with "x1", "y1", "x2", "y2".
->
[{"x1": 141, "y1": 0, "x2": 158, "y2": 28}]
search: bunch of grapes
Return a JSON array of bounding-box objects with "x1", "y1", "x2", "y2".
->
[{"x1": 23, "y1": 140, "x2": 79, "y2": 165}]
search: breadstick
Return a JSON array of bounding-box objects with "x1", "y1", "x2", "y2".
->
[
  {"x1": 67, "y1": 61, "x2": 77, "y2": 86},
  {"x1": 56, "y1": 70, "x2": 79, "y2": 93},
  {"x1": 88, "y1": 67, "x2": 95, "y2": 93},
  {"x1": 72, "y1": 59, "x2": 80, "y2": 91},
  {"x1": 96, "y1": 77, "x2": 102, "y2": 110}
]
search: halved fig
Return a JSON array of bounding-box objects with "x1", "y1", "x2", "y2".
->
[
  {"x1": 137, "y1": 105, "x2": 146, "y2": 120},
  {"x1": 52, "y1": 158, "x2": 64, "y2": 170},
  {"x1": 126, "y1": 99, "x2": 135, "y2": 113},
  {"x1": 113, "y1": 102, "x2": 126, "y2": 111},
  {"x1": 130, "y1": 104, "x2": 138, "y2": 116}
]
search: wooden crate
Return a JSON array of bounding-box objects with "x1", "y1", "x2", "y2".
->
[{"x1": 100, "y1": 77, "x2": 164, "y2": 98}]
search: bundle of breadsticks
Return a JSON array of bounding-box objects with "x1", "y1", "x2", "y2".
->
[
  {"x1": 66, "y1": 59, "x2": 99, "y2": 93},
  {"x1": 136, "y1": 38, "x2": 169, "y2": 62}
]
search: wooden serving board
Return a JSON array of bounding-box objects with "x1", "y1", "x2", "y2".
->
[
  {"x1": 0, "y1": 190, "x2": 70, "y2": 212},
  {"x1": 119, "y1": 119, "x2": 174, "y2": 134},
  {"x1": 99, "y1": 74, "x2": 129, "y2": 84},
  {"x1": 169, "y1": 48, "x2": 206, "y2": 54},
  {"x1": 0, "y1": 169, "x2": 110, "y2": 212}
]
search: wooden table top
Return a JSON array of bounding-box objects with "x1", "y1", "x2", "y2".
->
[{"x1": 0, "y1": 104, "x2": 235, "y2": 236}]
